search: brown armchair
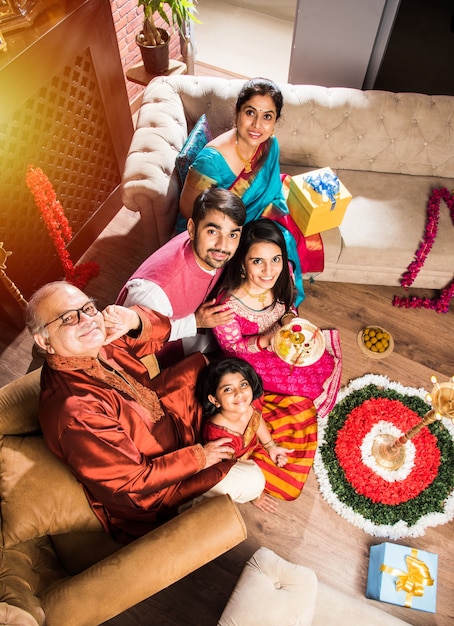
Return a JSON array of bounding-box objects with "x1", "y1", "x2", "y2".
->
[{"x1": 0, "y1": 368, "x2": 247, "y2": 626}]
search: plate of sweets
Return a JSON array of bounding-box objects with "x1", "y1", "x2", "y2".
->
[
  {"x1": 357, "y1": 325, "x2": 394, "y2": 359},
  {"x1": 273, "y1": 318, "x2": 325, "y2": 367}
]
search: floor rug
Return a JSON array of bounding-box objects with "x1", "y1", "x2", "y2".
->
[{"x1": 313, "y1": 374, "x2": 454, "y2": 539}]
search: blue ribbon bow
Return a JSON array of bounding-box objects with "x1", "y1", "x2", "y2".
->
[{"x1": 305, "y1": 171, "x2": 340, "y2": 210}]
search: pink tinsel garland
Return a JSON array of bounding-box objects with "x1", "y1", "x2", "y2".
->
[
  {"x1": 26, "y1": 166, "x2": 99, "y2": 289},
  {"x1": 392, "y1": 187, "x2": 454, "y2": 313}
]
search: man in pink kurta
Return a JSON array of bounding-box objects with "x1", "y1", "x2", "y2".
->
[
  {"x1": 116, "y1": 188, "x2": 246, "y2": 366},
  {"x1": 26, "y1": 282, "x2": 264, "y2": 543}
]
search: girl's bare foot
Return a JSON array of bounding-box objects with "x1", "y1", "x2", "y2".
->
[{"x1": 252, "y1": 492, "x2": 278, "y2": 513}]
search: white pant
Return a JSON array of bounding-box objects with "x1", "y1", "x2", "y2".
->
[
  {"x1": 202, "y1": 460, "x2": 265, "y2": 503},
  {"x1": 182, "y1": 329, "x2": 218, "y2": 356}
]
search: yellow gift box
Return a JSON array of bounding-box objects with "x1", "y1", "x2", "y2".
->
[{"x1": 288, "y1": 167, "x2": 352, "y2": 236}]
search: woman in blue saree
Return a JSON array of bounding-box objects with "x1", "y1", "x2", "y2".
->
[{"x1": 179, "y1": 78, "x2": 323, "y2": 307}]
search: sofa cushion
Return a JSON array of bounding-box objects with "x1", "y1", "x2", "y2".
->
[
  {"x1": 0, "y1": 602, "x2": 41, "y2": 626},
  {"x1": 175, "y1": 113, "x2": 212, "y2": 185},
  {"x1": 218, "y1": 547, "x2": 317, "y2": 626},
  {"x1": 0, "y1": 538, "x2": 56, "y2": 625},
  {"x1": 333, "y1": 170, "x2": 454, "y2": 288},
  {"x1": 0, "y1": 435, "x2": 101, "y2": 548},
  {"x1": 0, "y1": 369, "x2": 41, "y2": 436}
]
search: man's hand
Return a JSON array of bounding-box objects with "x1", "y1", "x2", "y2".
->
[
  {"x1": 202, "y1": 437, "x2": 235, "y2": 468},
  {"x1": 195, "y1": 299, "x2": 234, "y2": 329},
  {"x1": 102, "y1": 305, "x2": 141, "y2": 345}
]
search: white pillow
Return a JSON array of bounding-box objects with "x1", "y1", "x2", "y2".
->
[{"x1": 218, "y1": 547, "x2": 317, "y2": 626}]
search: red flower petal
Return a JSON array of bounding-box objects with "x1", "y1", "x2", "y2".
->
[{"x1": 335, "y1": 398, "x2": 440, "y2": 504}]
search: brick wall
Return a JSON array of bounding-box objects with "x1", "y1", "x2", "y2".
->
[{"x1": 109, "y1": 0, "x2": 182, "y2": 106}]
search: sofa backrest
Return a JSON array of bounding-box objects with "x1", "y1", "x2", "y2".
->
[{"x1": 153, "y1": 75, "x2": 454, "y2": 179}]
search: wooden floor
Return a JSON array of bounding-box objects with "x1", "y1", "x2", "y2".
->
[
  {"x1": 0, "y1": 62, "x2": 453, "y2": 626},
  {"x1": 0, "y1": 202, "x2": 452, "y2": 625}
]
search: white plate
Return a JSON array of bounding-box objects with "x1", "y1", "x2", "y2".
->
[{"x1": 273, "y1": 317, "x2": 326, "y2": 367}]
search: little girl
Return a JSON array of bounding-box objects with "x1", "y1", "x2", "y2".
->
[{"x1": 196, "y1": 357, "x2": 292, "y2": 512}]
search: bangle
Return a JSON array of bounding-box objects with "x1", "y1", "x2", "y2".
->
[
  {"x1": 279, "y1": 311, "x2": 297, "y2": 326},
  {"x1": 263, "y1": 439, "x2": 276, "y2": 450},
  {"x1": 256, "y1": 337, "x2": 267, "y2": 351}
]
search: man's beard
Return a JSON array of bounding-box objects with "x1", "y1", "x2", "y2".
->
[{"x1": 196, "y1": 247, "x2": 231, "y2": 270}]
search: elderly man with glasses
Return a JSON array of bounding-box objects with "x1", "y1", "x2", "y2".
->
[{"x1": 25, "y1": 281, "x2": 265, "y2": 543}]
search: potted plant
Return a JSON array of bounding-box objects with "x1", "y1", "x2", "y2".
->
[{"x1": 136, "y1": 0, "x2": 199, "y2": 75}]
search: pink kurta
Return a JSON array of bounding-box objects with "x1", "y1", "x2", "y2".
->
[
  {"x1": 39, "y1": 306, "x2": 233, "y2": 543},
  {"x1": 212, "y1": 296, "x2": 342, "y2": 418}
]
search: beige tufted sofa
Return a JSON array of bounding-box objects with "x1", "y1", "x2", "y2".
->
[
  {"x1": 0, "y1": 368, "x2": 247, "y2": 626},
  {"x1": 122, "y1": 75, "x2": 454, "y2": 289}
]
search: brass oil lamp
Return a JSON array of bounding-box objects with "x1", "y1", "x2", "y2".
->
[{"x1": 372, "y1": 376, "x2": 454, "y2": 471}]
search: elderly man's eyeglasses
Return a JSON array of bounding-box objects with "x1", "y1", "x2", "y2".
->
[{"x1": 43, "y1": 300, "x2": 99, "y2": 328}]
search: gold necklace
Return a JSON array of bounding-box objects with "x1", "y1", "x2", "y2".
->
[
  {"x1": 235, "y1": 134, "x2": 254, "y2": 173},
  {"x1": 242, "y1": 285, "x2": 271, "y2": 306}
]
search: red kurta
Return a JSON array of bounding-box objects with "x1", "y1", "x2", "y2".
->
[{"x1": 39, "y1": 306, "x2": 233, "y2": 543}]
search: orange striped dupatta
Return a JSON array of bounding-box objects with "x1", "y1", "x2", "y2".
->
[{"x1": 252, "y1": 394, "x2": 318, "y2": 500}]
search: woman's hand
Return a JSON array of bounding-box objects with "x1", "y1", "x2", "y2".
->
[
  {"x1": 257, "y1": 330, "x2": 275, "y2": 351},
  {"x1": 179, "y1": 180, "x2": 201, "y2": 220},
  {"x1": 102, "y1": 305, "x2": 141, "y2": 344}
]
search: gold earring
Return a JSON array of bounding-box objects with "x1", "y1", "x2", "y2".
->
[{"x1": 240, "y1": 267, "x2": 246, "y2": 279}]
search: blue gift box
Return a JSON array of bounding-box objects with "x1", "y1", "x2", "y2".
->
[{"x1": 366, "y1": 542, "x2": 437, "y2": 613}]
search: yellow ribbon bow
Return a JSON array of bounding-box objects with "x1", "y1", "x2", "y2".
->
[{"x1": 380, "y1": 548, "x2": 434, "y2": 608}]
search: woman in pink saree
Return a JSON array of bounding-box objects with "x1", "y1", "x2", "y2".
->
[{"x1": 210, "y1": 219, "x2": 342, "y2": 419}]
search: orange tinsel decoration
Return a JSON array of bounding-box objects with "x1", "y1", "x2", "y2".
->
[{"x1": 25, "y1": 166, "x2": 99, "y2": 289}]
